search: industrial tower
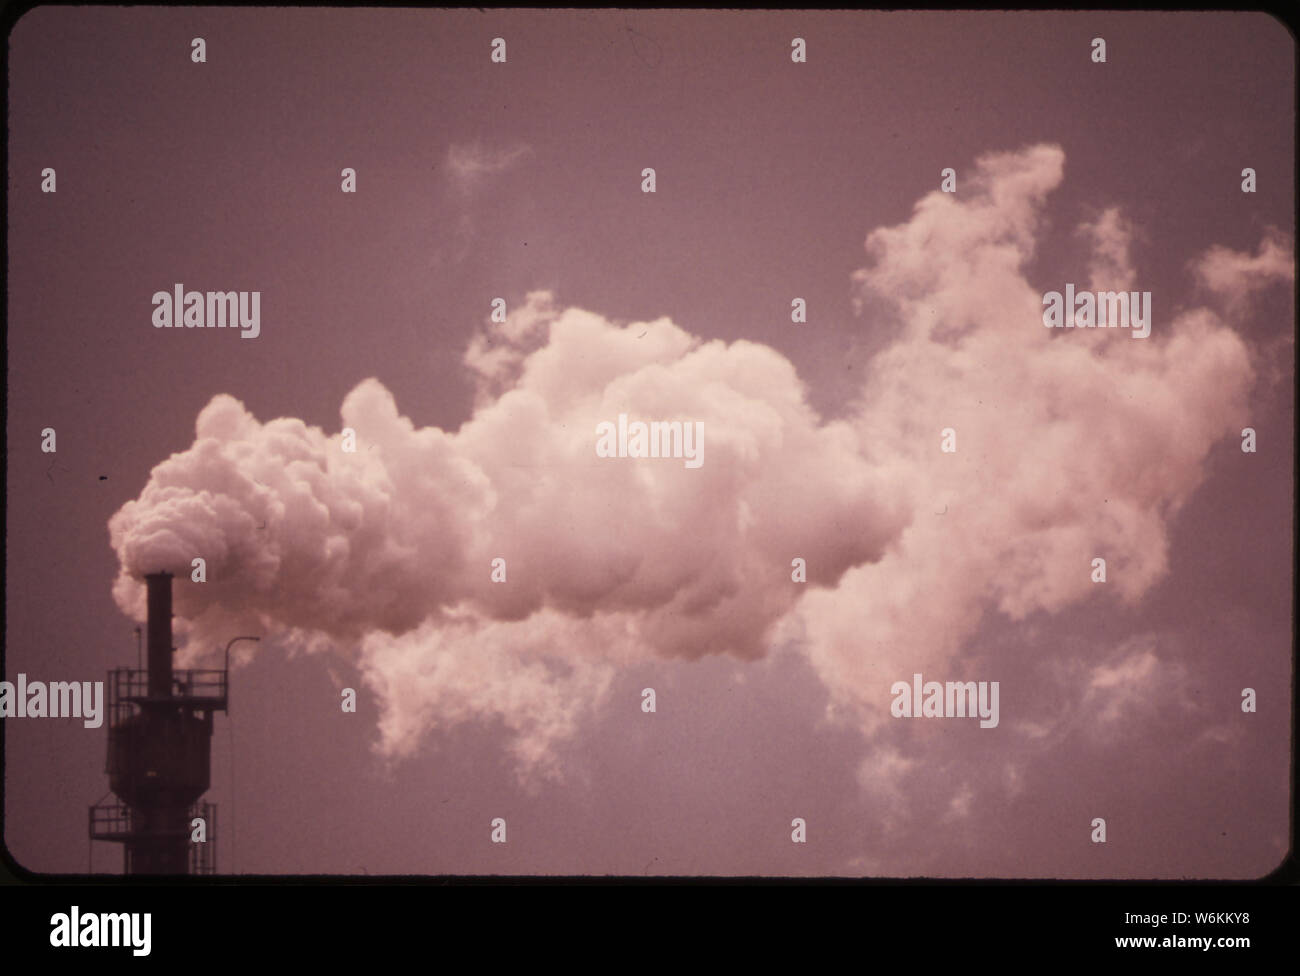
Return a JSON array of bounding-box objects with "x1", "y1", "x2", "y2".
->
[{"x1": 88, "y1": 572, "x2": 227, "y2": 874}]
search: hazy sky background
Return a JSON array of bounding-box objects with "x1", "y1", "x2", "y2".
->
[{"x1": 5, "y1": 9, "x2": 1293, "y2": 877}]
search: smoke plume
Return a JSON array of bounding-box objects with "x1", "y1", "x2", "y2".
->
[{"x1": 108, "y1": 143, "x2": 1287, "y2": 779}]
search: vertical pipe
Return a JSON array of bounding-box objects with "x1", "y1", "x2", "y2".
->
[{"x1": 144, "y1": 572, "x2": 173, "y2": 698}]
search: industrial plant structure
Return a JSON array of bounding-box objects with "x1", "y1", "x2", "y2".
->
[{"x1": 88, "y1": 572, "x2": 226, "y2": 874}]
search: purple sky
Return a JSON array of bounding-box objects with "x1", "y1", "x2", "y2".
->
[{"x1": 5, "y1": 9, "x2": 1293, "y2": 877}]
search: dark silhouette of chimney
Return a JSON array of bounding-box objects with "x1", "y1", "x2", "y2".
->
[
  {"x1": 89, "y1": 571, "x2": 227, "y2": 874},
  {"x1": 145, "y1": 571, "x2": 173, "y2": 698}
]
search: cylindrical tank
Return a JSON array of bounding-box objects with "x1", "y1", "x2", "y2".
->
[{"x1": 108, "y1": 709, "x2": 212, "y2": 807}]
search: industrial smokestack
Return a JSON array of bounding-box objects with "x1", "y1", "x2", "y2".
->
[
  {"x1": 92, "y1": 569, "x2": 228, "y2": 874},
  {"x1": 144, "y1": 572, "x2": 173, "y2": 698}
]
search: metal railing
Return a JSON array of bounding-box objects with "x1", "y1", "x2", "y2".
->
[
  {"x1": 88, "y1": 798, "x2": 135, "y2": 841},
  {"x1": 106, "y1": 667, "x2": 228, "y2": 728},
  {"x1": 88, "y1": 799, "x2": 218, "y2": 874}
]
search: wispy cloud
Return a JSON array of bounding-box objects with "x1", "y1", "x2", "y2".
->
[
  {"x1": 431, "y1": 141, "x2": 535, "y2": 269},
  {"x1": 444, "y1": 140, "x2": 533, "y2": 193},
  {"x1": 1191, "y1": 227, "x2": 1294, "y2": 311}
]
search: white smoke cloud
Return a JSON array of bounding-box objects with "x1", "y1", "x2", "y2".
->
[
  {"x1": 798, "y1": 143, "x2": 1270, "y2": 742},
  {"x1": 108, "y1": 143, "x2": 1286, "y2": 782},
  {"x1": 358, "y1": 609, "x2": 634, "y2": 782},
  {"x1": 109, "y1": 284, "x2": 908, "y2": 779}
]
